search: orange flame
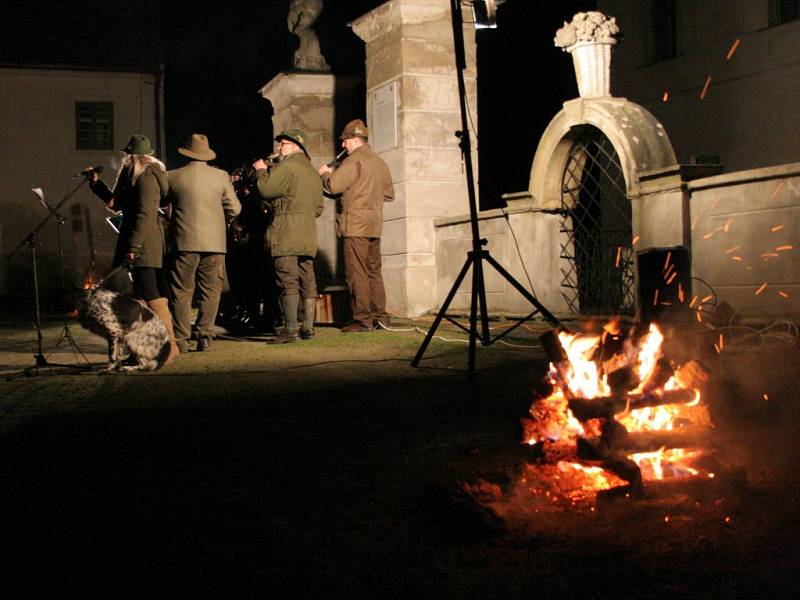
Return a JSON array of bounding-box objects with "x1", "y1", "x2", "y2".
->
[{"x1": 523, "y1": 323, "x2": 714, "y2": 503}]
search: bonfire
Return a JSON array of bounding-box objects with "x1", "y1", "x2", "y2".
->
[{"x1": 518, "y1": 321, "x2": 715, "y2": 507}]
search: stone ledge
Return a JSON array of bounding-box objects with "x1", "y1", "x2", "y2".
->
[{"x1": 687, "y1": 162, "x2": 800, "y2": 192}]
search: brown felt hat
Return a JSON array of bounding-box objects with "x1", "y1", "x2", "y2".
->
[
  {"x1": 340, "y1": 119, "x2": 368, "y2": 140},
  {"x1": 178, "y1": 133, "x2": 217, "y2": 161}
]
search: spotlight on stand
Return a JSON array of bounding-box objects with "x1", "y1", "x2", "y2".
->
[
  {"x1": 412, "y1": 0, "x2": 561, "y2": 378},
  {"x1": 471, "y1": 0, "x2": 504, "y2": 29}
]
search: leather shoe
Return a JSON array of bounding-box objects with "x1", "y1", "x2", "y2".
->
[
  {"x1": 268, "y1": 330, "x2": 298, "y2": 344},
  {"x1": 340, "y1": 321, "x2": 373, "y2": 333},
  {"x1": 300, "y1": 328, "x2": 315, "y2": 340},
  {"x1": 197, "y1": 336, "x2": 211, "y2": 352}
]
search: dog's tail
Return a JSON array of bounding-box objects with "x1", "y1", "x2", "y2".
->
[{"x1": 154, "y1": 341, "x2": 172, "y2": 370}]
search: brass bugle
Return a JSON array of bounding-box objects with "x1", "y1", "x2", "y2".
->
[{"x1": 326, "y1": 149, "x2": 347, "y2": 168}]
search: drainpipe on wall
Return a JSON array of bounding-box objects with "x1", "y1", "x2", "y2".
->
[{"x1": 153, "y1": 62, "x2": 165, "y2": 159}]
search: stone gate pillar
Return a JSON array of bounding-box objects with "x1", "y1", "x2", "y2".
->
[{"x1": 350, "y1": 0, "x2": 478, "y2": 317}]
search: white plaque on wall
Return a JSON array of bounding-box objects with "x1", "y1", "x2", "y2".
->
[{"x1": 371, "y1": 82, "x2": 397, "y2": 153}]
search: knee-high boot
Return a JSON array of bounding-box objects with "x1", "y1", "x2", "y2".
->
[
  {"x1": 300, "y1": 297, "x2": 316, "y2": 340},
  {"x1": 147, "y1": 297, "x2": 180, "y2": 365},
  {"x1": 269, "y1": 294, "x2": 299, "y2": 344}
]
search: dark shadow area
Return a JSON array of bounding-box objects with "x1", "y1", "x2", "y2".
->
[
  {"x1": 477, "y1": 1, "x2": 596, "y2": 210},
  {"x1": 0, "y1": 357, "x2": 542, "y2": 595}
]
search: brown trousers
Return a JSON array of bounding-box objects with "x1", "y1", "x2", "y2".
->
[
  {"x1": 273, "y1": 255, "x2": 317, "y2": 299},
  {"x1": 169, "y1": 252, "x2": 225, "y2": 343},
  {"x1": 344, "y1": 237, "x2": 387, "y2": 322}
]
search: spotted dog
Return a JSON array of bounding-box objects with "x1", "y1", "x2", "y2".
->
[{"x1": 78, "y1": 287, "x2": 171, "y2": 372}]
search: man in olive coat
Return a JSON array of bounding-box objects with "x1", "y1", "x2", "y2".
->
[
  {"x1": 167, "y1": 134, "x2": 241, "y2": 352},
  {"x1": 253, "y1": 129, "x2": 324, "y2": 344}
]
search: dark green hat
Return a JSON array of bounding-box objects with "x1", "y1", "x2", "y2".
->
[
  {"x1": 122, "y1": 134, "x2": 154, "y2": 155},
  {"x1": 275, "y1": 129, "x2": 309, "y2": 158}
]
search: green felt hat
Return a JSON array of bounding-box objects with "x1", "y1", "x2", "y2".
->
[{"x1": 122, "y1": 134, "x2": 154, "y2": 155}]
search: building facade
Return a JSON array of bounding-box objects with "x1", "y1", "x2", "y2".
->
[
  {"x1": 0, "y1": 1, "x2": 164, "y2": 298},
  {"x1": 597, "y1": 0, "x2": 800, "y2": 171}
]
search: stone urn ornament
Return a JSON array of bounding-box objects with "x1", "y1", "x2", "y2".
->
[{"x1": 555, "y1": 11, "x2": 620, "y2": 98}]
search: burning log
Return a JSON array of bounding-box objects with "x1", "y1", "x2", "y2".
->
[
  {"x1": 539, "y1": 329, "x2": 568, "y2": 364},
  {"x1": 579, "y1": 426, "x2": 714, "y2": 455},
  {"x1": 567, "y1": 388, "x2": 697, "y2": 421}
]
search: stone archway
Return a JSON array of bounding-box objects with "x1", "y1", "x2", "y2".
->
[
  {"x1": 527, "y1": 97, "x2": 678, "y2": 315},
  {"x1": 529, "y1": 97, "x2": 677, "y2": 208}
]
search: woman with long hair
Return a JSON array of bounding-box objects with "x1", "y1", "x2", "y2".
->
[{"x1": 88, "y1": 134, "x2": 179, "y2": 364}]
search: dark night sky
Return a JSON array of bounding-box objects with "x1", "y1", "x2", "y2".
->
[
  {"x1": 161, "y1": 1, "x2": 384, "y2": 170},
  {"x1": 160, "y1": 0, "x2": 595, "y2": 209}
]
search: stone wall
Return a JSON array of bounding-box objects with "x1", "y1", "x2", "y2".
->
[
  {"x1": 689, "y1": 163, "x2": 800, "y2": 315},
  {"x1": 433, "y1": 162, "x2": 800, "y2": 318},
  {"x1": 434, "y1": 205, "x2": 568, "y2": 315}
]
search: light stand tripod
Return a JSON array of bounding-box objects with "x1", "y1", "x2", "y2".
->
[
  {"x1": 7, "y1": 180, "x2": 92, "y2": 375},
  {"x1": 411, "y1": 0, "x2": 561, "y2": 378}
]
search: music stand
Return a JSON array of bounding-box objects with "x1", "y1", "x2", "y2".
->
[
  {"x1": 7, "y1": 181, "x2": 93, "y2": 375},
  {"x1": 411, "y1": 0, "x2": 562, "y2": 378}
]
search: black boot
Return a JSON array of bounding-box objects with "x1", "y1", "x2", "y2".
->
[
  {"x1": 269, "y1": 294, "x2": 299, "y2": 344},
  {"x1": 300, "y1": 297, "x2": 316, "y2": 340}
]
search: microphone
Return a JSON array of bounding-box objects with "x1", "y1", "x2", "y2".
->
[{"x1": 74, "y1": 165, "x2": 104, "y2": 178}]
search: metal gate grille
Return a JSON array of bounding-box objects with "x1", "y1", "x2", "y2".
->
[{"x1": 560, "y1": 126, "x2": 635, "y2": 315}]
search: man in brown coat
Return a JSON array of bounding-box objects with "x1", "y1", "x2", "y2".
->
[
  {"x1": 318, "y1": 119, "x2": 394, "y2": 332},
  {"x1": 167, "y1": 134, "x2": 241, "y2": 352}
]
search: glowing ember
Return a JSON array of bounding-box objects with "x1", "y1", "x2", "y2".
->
[
  {"x1": 755, "y1": 282, "x2": 768, "y2": 295},
  {"x1": 700, "y1": 75, "x2": 712, "y2": 100},
  {"x1": 770, "y1": 181, "x2": 785, "y2": 200},
  {"x1": 725, "y1": 38, "x2": 741, "y2": 60}
]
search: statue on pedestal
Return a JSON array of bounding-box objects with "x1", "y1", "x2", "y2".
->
[{"x1": 288, "y1": 0, "x2": 330, "y2": 71}]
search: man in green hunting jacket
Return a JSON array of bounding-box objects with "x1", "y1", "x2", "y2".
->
[{"x1": 253, "y1": 129, "x2": 324, "y2": 344}]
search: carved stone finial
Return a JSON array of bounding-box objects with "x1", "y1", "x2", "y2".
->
[
  {"x1": 555, "y1": 12, "x2": 620, "y2": 98},
  {"x1": 288, "y1": 0, "x2": 330, "y2": 72}
]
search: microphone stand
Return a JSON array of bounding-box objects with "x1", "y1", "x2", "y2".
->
[{"x1": 6, "y1": 178, "x2": 93, "y2": 376}]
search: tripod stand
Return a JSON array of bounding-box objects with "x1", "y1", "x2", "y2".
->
[
  {"x1": 7, "y1": 180, "x2": 92, "y2": 375},
  {"x1": 411, "y1": 0, "x2": 561, "y2": 378}
]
